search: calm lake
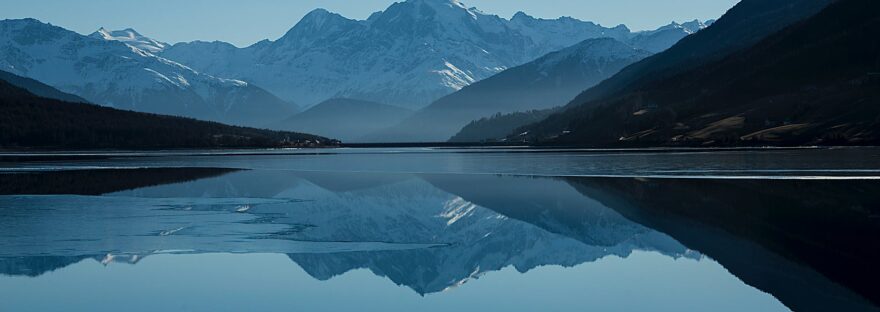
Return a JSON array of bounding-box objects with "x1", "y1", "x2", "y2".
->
[{"x1": 1, "y1": 147, "x2": 879, "y2": 312}]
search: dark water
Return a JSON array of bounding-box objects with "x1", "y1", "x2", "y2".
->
[{"x1": 0, "y1": 148, "x2": 878, "y2": 312}]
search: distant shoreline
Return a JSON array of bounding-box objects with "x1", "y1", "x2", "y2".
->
[{"x1": 2, "y1": 145, "x2": 875, "y2": 160}]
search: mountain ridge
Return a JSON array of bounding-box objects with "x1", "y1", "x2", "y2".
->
[{"x1": 159, "y1": 0, "x2": 709, "y2": 109}]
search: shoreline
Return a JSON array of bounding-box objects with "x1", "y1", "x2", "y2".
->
[{"x1": 1, "y1": 145, "x2": 877, "y2": 162}]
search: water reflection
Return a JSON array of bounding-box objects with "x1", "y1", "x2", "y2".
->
[
  {"x1": 0, "y1": 166, "x2": 877, "y2": 311},
  {"x1": 566, "y1": 177, "x2": 880, "y2": 312},
  {"x1": 0, "y1": 167, "x2": 238, "y2": 195}
]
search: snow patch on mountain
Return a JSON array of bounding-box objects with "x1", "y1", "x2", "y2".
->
[{"x1": 89, "y1": 27, "x2": 168, "y2": 53}]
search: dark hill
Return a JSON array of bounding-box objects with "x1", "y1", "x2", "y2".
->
[
  {"x1": 0, "y1": 78, "x2": 332, "y2": 149},
  {"x1": 0, "y1": 70, "x2": 89, "y2": 103},
  {"x1": 569, "y1": 0, "x2": 834, "y2": 106},
  {"x1": 518, "y1": 0, "x2": 879, "y2": 146}
]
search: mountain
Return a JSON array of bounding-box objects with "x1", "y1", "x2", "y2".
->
[
  {"x1": 516, "y1": 0, "x2": 880, "y2": 146},
  {"x1": 0, "y1": 18, "x2": 298, "y2": 127},
  {"x1": 89, "y1": 27, "x2": 168, "y2": 53},
  {"x1": 272, "y1": 98, "x2": 413, "y2": 142},
  {"x1": 471, "y1": 0, "x2": 837, "y2": 144},
  {"x1": 483, "y1": 0, "x2": 835, "y2": 143},
  {"x1": 159, "y1": 0, "x2": 707, "y2": 109},
  {"x1": 366, "y1": 38, "x2": 652, "y2": 142},
  {"x1": 0, "y1": 69, "x2": 88, "y2": 103},
  {"x1": 565, "y1": 0, "x2": 835, "y2": 107},
  {"x1": 0, "y1": 78, "x2": 330, "y2": 149}
]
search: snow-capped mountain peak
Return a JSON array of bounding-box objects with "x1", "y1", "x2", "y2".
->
[
  {"x1": 158, "y1": 3, "x2": 711, "y2": 110},
  {"x1": 680, "y1": 19, "x2": 713, "y2": 33},
  {"x1": 372, "y1": 0, "x2": 489, "y2": 29},
  {"x1": 1, "y1": 18, "x2": 297, "y2": 126},
  {"x1": 410, "y1": 0, "x2": 471, "y2": 11},
  {"x1": 623, "y1": 20, "x2": 712, "y2": 53},
  {"x1": 89, "y1": 27, "x2": 168, "y2": 53},
  {"x1": 654, "y1": 19, "x2": 713, "y2": 35}
]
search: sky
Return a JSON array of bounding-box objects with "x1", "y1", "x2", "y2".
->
[{"x1": 1, "y1": 0, "x2": 739, "y2": 47}]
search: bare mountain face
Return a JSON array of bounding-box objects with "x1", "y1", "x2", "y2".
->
[
  {"x1": 0, "y1": 19, "x2": 298, "y2": 127},
  {"x1": 160, "y1": 0, "x2": 707, "y2": 110}
]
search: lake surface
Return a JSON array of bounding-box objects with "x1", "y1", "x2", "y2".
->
[{"x1": 1, "y1": 147, "x2": 879, "y2": 312}]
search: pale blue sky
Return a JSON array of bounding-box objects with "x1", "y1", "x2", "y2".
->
[{"x1": 1, "y1": 0, "x2": 739, "y2": 47}]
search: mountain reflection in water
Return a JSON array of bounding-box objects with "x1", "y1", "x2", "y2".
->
[{"x1": 0, "y1": 166, "x2": 877, "y2": 312}]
